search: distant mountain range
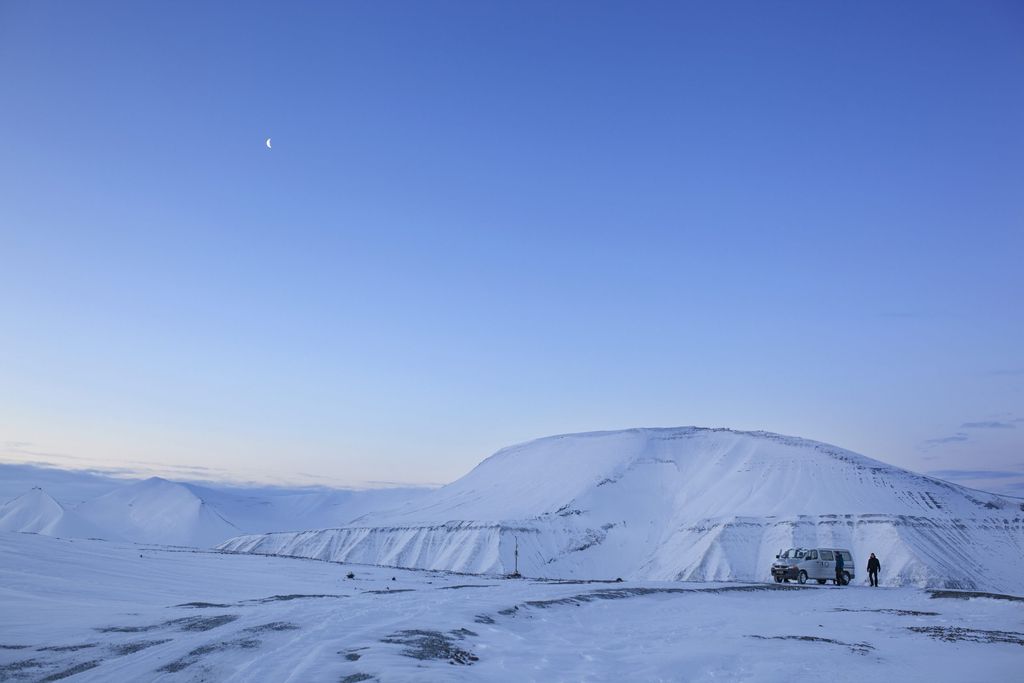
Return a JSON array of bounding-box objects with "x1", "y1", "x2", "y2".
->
[
  {"x1": 5, "y1": 427, "x2": 1023, "y2": 592},
  {"x1": 218, "y1": 427, "x2": 1024, "y2": 593},
  {"x1": 0, "y1": 471, "x2": 429, "y2": 547},
  {"x1": 0, "y1": 488, "x2": 108, "y2": 539}
]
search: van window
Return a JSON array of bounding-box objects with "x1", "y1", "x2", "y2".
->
[
  {"x1": 820, "y1": 550, "x2": 834, "y2": 561},
  {"x1": 840, "y1": 551, "x2": 852, "y2": 562},
  {"x1": 806, "y1": 550, "x2": 817, "y2": 560}
]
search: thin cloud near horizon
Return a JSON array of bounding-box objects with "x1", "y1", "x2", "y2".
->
[
  {"x1": 927, "y1": 469, "x2": 1022, "y2": 480},
  {"x1": 960, "y1": 421, "x2": 1016, "y2": 429}
]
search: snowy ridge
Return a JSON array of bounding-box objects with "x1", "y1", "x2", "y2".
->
[
  {"x1": 219, "y1": 427, "x2": 1024, "y2": 592},
  {"x1": 0, "y1": 470, "x2": 432, "y2": 548},
  {"x1": 76, "y1": 477, "x2": 242, "y2": 547},
  {"x1": 0, "y1": 487, "x2": 110, "y2": 539}
]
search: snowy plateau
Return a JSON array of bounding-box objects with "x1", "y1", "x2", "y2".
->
[{"x1": 1, "y1": 426, "x2": 1022, "y2": 682}]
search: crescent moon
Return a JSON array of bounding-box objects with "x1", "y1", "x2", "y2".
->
[{"x1": 265, "y1": 138, "x2": 272, "y2": 149}]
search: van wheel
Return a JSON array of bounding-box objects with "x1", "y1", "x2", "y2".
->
[
  {"x1": 774, "y1": 575, "x2": 783, "y2": 583},
  {"x1": 798, "y1": 571, "x2": 808, "y2": 585},
  {"x1": 843, "y1": 571, "x2": 851, "y2": 585}
]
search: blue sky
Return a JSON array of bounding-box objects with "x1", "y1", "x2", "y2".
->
[{"x1": 1, "y1": 1, "x2": 1022, "y2": 491}]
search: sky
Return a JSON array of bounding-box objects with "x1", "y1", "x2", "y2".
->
[{"x1": 1, "y1": 1, "x2": 1022, "y2": 493}]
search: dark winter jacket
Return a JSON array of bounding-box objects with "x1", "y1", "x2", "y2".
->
[
  {"x1": 867, "y1": 557, "x2": 881, "y2": 573},
  {"x1": 835, "y1": 553, "x2": 844, "y2": 571}
]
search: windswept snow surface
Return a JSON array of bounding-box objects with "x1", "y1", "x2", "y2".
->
[
  {"x1": 221, "y1": 427, "x2": 1024, "y2": 592},
  {"x1": 1, "y1": 533, "x2": 1021, "y2": 682}
]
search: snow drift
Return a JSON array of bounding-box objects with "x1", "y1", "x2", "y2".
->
[{"x1": 219, "y1": 427, "x2": 1024, "y2": 592}]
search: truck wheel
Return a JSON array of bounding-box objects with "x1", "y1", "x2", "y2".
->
[
  {"x1": 774, "y1": 575, "x2": 783, "y2": 583},
  {"x1": 843, "y1": 571, "x2": 851, "y2": 585},
  {"x1": 798, "y1": 571, "x2": 808, "y2": 585}
]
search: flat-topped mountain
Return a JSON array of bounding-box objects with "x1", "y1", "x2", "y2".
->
[{"x1": 220, "y1": 427, "x2": 1024, "y2": 592}]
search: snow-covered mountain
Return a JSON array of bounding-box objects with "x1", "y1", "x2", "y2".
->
[
  {"x1": 183, "y1": 482, "x2": 430, "y2": 536},
  {"x1": 0, "y1": 468, "x2": 432, "y2": 547},
  {"x1": 0, "y1": 487, "x2": 110, "y2": 539},
  {"x1": 75, "y1": 477, "x2": 242, "y2": 547},
  {"x1": 219, "y1": 427, "x2": 1024, "y2": 592}
]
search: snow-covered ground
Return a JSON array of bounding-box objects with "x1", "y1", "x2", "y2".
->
[
  {"x1": 1, "y1": 532, "x2": 1021, "y2": 682},
  {"x1": 221, "y1": 427, "x2": 1024, "y2": 592}
]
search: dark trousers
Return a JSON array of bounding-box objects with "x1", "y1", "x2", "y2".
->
[
  {"x1": 835, "y1": 569, "x2": 845, "y2": 585},
  {"x1": 869, "y1": 570, "x2": 878, "y2": 587}
]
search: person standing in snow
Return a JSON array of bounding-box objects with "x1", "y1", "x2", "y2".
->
[
  {"x1": 867, "y1": 553, "x2": 881, "y2": 587},
  {"x1": 834, "y1": 550, "x2": 845, "y2": 586}
]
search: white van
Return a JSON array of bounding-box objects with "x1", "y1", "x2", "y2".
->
[
  {"x1": 791, "y1": 548, "x2": 854, "y2": 585},
  {"x1": 771, "y1": 547, "x2": 807, "y2": 582}
]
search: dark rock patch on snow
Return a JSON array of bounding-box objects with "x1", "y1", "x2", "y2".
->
[
  {"x1": 531, "y1": 578, "x2": 626, "y2": 585},
  {"x1": 174, "y1": 615, "x2": 240, "y2": 632},
  {"x1": 747, "y1": 635, "x2": 874, "y2": 655},
  {"x1": 36, "y1": 643, "x2": 97, "y2": 652},
  {"x1": 340, "y1": 647, "x2": 367, "y2": 662},
  {"x1": 37, "y1": 660, "x2": 101, "y2": 682},
  {"x1": 98, "y1": 614, "x2": 238, "y2": 634},
  {"x1": 832, "y1": 608, "x2": 939, "y2": 617},
  {"x1": 908, "y1": 626, "x2": 1024, "y2": 646},
  {"x1": 250, "y1": 593, "x2": 347, "y2": 604},
  {"x1": 110, "y1": 639, "x2": 171, "y2": 655},
  {"x1": 520, "y1": 583, "x2": 800, "y2": 610},
  {"x1": 928, "y1": 589, "x2": 1024, "y2": 603},
  {"x1": 0, "y1": 658, "x2": 44, "y2": 675},
  {"x1": 380, "y1": 629, "x2": 478, "y2": 665},
  {"x1": 156, "y1": 636, "x2": 260, "y2": 673},
  {"x1": 174, "y1": 601, "x2": 230, "y2": 609},
  {"x1": 242, "y1": 622, "x2": 300, "y2": 634}
]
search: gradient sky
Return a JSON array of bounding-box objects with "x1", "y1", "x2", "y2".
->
[{"x1": 1, "y1": 1, "x2": 1022, "y2": 492}]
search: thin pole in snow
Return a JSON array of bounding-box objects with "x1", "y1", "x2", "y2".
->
[{"x1": 509, "y1": 534, "x2": 522, "y2": 579}]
